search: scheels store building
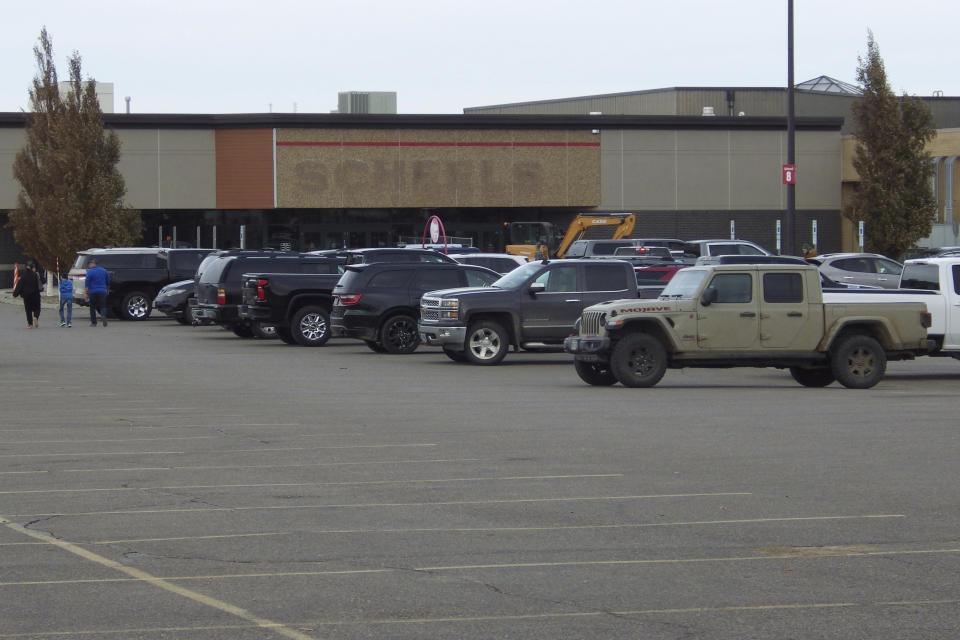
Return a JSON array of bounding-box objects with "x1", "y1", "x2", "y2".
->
[{"x1": 2, "y1": 79, "x2": 959, "y2": 286}]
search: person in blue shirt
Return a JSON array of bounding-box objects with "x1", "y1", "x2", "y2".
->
[
  {"x1": 58, "y1": 274, "x2": 74, "y2": 327},
  {"x1": 84, "y1": 259, "x2": 111, "y2": 327}
]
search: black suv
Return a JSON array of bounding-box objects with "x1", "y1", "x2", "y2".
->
[
  {"x1": 331, "y1": 262, "x2": 499, "y2": 353},
  {"x1": 68, "y1": 247, "x2": 215, "y2": 320},
  {"x1": 193, "y1": 251, "x2": 343, "y2": 338}
]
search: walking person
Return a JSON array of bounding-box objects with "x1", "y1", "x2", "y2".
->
[
  {"x1": 84, "y1": 258, "x2": 110, "y2": 327},
  {"x1": 58, "y1": 273, "x2": 74, "y2": 327},
  {"x1": 12, "y1": 262, "x2": 42, "y2": 328}
]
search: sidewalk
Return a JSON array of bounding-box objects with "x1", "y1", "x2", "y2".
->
[{"x1": 0, "y1": 289, "x2": 60, "y2": 309}]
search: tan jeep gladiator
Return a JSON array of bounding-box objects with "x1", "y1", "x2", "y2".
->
[{"x1": 563, "y1": 263, "x2": 933, "y2": 389}]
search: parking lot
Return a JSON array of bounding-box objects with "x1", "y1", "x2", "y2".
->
[{"x1": 1, "y1": 299, "x2": 959, "y2": 639}]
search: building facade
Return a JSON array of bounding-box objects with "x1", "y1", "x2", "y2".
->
[
  {"x1": 0, "y1": 111, "x2": 846, "y2": 284},
  {"x1": 2, "y1": 80, "x2": 958, "y2": 285}
]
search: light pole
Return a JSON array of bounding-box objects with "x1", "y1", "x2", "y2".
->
[{"x1": 784, "y1": 0, "x2": 796, "y2": 255}]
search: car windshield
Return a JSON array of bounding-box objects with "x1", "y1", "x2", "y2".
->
[
  {"x1": 659, "y1": 269, "x2": 708, "y2": 299},
  {"x1": 491, "y1": 261, "x2": 544, "y2": 289}
]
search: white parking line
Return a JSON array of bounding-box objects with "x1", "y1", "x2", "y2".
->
[
  {"x1": 0, "y1": 514, "x2": 905, "y2": 547},
  {"x1": 0, "y1": 443, "x2": 437, "y2": 458},
  {"x1": 0, "y1": 436, "x2": 230, "y2": 444},
  {"x1": 57, "y1": 457, "x2": 481, "y2": 474},
  {"x1": 0, "y1": 515, "x2": 317, "y2": 640},
  {"x1": 1, "y1": 546, "x2": 957, "y2": 587},
  {"x1": 0, "y1": 474, "x2": 623, "y2": 495},
  {"x1": 0, "y1": 598, "x2": 958, "y2": 637},
  {"x1": 0, "y1": 422, "x2": 296, "y2": 433},
  {"x1": 8, "y1": 492, "x2": 751, "y2": 518}
]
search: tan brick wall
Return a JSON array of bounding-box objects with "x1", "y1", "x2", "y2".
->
[{"x1": 275, "y1": 128, "x2": 600, "y2": 208}]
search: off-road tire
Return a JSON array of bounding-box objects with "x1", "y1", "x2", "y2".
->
[
  {"x1": 464, "y1": 320, "x2": 509, "y2": 365},
  {"x1": 120, "y1": 291, "x2": 151, "y2": 321},
  {"x1": 830, "y1": 334, "x2": 886, "y2": 389},
  {"x1": 789, "y1": 366, "x2": 836, "y2": 388},
  {"x1": 574, "y1": 359, "x2": 618, "y2": 386},
  {"x1": 379, "y1": 314, "x2": 420, "y2": 354},
  {"x1": 609, "y1": 333, "x2": 668, "y2": 388},
  {"x1": 291, "y1": 306, "x2": 331, "y2": 347}
]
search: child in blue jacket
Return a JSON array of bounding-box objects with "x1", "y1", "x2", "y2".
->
[{"x1": 59, "y1": 275, "x2": 74, "y2": 327}]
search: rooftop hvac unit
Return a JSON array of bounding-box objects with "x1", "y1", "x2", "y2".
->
[{"x1": 337, "y1": 91, "x2": 397, "y2": 114}]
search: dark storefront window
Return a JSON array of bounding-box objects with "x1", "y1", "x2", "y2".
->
[{"x1": 139, "y1": 208, "x2": 578, "y2": 253}]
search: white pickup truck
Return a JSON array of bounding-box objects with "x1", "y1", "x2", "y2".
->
[{"x1": 823, "y1": 256, "x2": 960, "y2": 359}]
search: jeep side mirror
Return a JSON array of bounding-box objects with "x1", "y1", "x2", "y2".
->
[
  {"x1": 701, "y1": 288, "x2": 717, "y2": 306},
  {"x1": 529, "y1": 282, "x2": 546, "y2": 296}
]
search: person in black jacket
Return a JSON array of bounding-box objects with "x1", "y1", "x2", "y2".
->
[{"x1": 12, "y1": 262, "x2": 43, "y2": 328}]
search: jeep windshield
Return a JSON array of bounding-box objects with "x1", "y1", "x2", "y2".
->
[
  {"x1": 658, "y1": 269, "x2": 708, "y2": 299},
  {"x1": 491, "y1": 261, "x2": 544, "y2": 289}
]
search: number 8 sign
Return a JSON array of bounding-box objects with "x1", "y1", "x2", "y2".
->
[{"x1": 782, "y1": 164, "x2": 796, "y2": 185}]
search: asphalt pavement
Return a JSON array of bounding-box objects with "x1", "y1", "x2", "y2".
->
[{"x1": 1, "y1": 299, "x2": 959, "y2": 640}]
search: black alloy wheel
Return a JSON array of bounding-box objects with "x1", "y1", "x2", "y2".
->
[{"x1": 379, "y1": 314, "x2": 420, "y2": 354}]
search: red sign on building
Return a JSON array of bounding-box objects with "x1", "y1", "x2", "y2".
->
[{"x1": 782, "y1": 164, "x2": 796, "y2": 185}]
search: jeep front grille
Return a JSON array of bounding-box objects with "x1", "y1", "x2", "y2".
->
[{"x1": 580, "y1": 310, "x2": 605, "y2": 335}]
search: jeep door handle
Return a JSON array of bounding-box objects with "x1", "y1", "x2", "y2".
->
[
  {"x1": 787, "y1": 311, "x2": 803, "y2": 317},
  {"x1": 740, "y1": 312, "x2": 756, "y2": 318}
]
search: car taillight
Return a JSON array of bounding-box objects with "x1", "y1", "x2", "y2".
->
[
  {"x1": 336, "y1": 293, "x2": 363, "y2": 305},
  {"x1": 217, "y1": 288, "x2": 226, "y2": 305},
  {"x1": 257, "y1": 279, "x2": 268, "y2": 302},
  {"x1": 921, "y1": 311, "x2": 932, "y2": 328}
]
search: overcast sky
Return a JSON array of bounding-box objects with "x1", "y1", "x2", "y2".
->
[{"x1": 2, "y1": 0, "x2": 957, "y2": 115}]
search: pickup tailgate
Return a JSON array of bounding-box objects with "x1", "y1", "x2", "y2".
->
[{"x1": 823, "y1": 289, "x2": 945, "y2": 335}]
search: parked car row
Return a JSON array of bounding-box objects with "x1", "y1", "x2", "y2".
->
[
  {"x1": 154, "y1": 246, "x2": 642, "y2": 366},
  {"x1": 65, "y1": 243, "x2": 930, "y2": 378}
]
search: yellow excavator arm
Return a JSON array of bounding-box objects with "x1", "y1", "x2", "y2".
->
[
  {"x1": 505, "y1": 212, "x2": 636, "y2": 260},
  {"x1": 554, "y1": 213, "x2": 636, "y2": 258}
]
